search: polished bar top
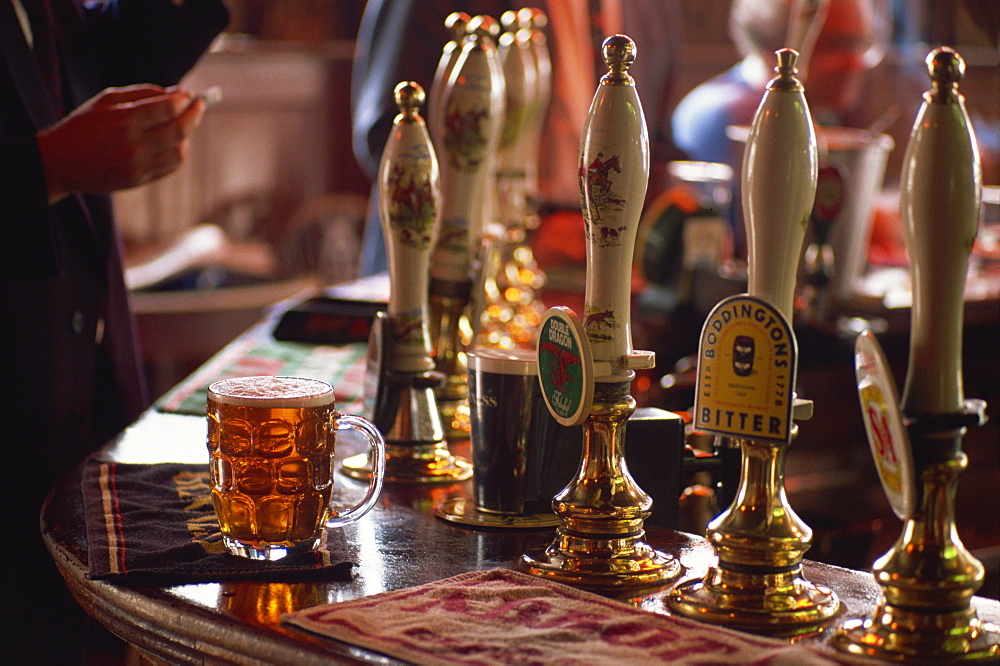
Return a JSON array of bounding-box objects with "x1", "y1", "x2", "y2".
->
[
  {"x1": 42, "y1": 404, "x2": 1000, "y2": 664},
  {"x1": 42, "y1": 277, "x2": 1000, "y2": 663}
]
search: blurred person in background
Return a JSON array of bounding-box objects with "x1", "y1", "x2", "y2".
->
[
  {"x1": 671, "y1": 0, "x2": 891, "y2": 254},
  {"x1": 673, "y1": 0, "x2": 890, "y2": 166}
]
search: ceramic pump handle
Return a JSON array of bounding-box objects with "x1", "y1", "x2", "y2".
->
[
  {"x1": 430, "y1": 14, "x2": 505, "y2": 286},
  {"x1": 514, "y1": 7, "x2": 551, "y2": 193},
  {"x1": 579, "y1": 35, "x2": 649, "y2": 382},
  {"x1": 523, "y1": 7, "x2": 551, "y2": 123},
  {"x1": 497, "y1": 22, "x2": 536, "y2": 175},
  {"x1": 900, "y1": 47, "x2": 982, "y2": 415},
  {"x1": 429, "y1": 12, "x2": 470, "y2": 151},
  {"x1": 743, "y1": 49, "x2": 818, "y2": 322},
  {"x1": 377, "y1": 82, "x2": 440, "y2": 373}
]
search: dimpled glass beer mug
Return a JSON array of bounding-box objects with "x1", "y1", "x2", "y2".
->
[{"x1": 207, "y1": 376, "x2": 386, "y2": 560}]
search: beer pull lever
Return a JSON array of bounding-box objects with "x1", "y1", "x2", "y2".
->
[
  {"x1": 427, "y1": 15, "x2": 505, "y2": 439},
  {"x1": 341, "y1": 82, "x2": 471, "y2": 483},
  {"x1": 521, "y1": 35, "x2": 681, "y2": 590},
  {"x1": 428, "y1": 12, "x2": 470, "y2": 152},
  {"x1": 835, "y1": 47, "x2": 999, "y2": 662},
  {"x1": 668, "y1": 49, "x2": 840, "y2": 628},
  {"x1": 519, "y1": 6, "x2": 551, "y2": 208}
]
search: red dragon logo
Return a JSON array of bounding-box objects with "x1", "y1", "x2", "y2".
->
[{"x1": 539, "y1": 341, "x2": 581, "y2": 392}]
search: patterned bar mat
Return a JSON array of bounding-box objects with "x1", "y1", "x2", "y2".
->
[
  {"x1": 83, "y1": 461, "x2": 354, "y2": 582},
  {"x1": 284, "y1": 568, "x2": 853, "y2": 664},
  {"x1": 155, "y1": 336, "x2": 367, "y2": 417}
]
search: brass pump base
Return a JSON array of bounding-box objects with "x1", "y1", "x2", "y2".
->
[
  {"x1": 519, "y1": 528, "x2": 680, "y2": 590},
  {"x1": 429, "y1": 284, "x2": 473, "y2": 441},
  {"x1": 669, "y1": 566, "x2": 839, "y2": 629},
  {"x1": 518, "y1": 380, "x2": 681, "y2": 590},
  {"x1": 835, "y1": 406, "x2": 999, "y2": 662},
  {"x1": 668, "y1": 434, "x2": 839, "y2": 628},
  {"x1": 836, "y1": 606, "x2": 999, "y2": 662},
  {"x1": 342, "y1": 372, "x2": 471, "y2": 484}
]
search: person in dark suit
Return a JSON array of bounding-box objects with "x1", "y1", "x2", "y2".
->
[{"x1": 0, "y1": 0, "x2": 229, "y2": 660}]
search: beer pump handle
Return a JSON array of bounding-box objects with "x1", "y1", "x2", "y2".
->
[
  {"x1": 521, "y1": 7, "x2": 552, "y2": 111},
  {"x1": 899, "y1": 48, "x2": 981, "y2": 416},
  {"x1": 377, "y1": 82, "x2": 440, "y2": 373},
  {"x1": 743, "y1": 49, "x2": 818, "y2": 322},
  {"x1": 429, "y1": 12, "x2": 471, "y2": 151},
  {"x1": 579, "y1": 35, "x2": 654, "y2": 382},
  {"x1": 514, "y1": 7, "x2": 551, "y2": 198},
  {"x1": 429, "y1": 15, "x2": 506, "y2": 288},
  {"x1": 496, "y1": 17, "x2": 536, "y2": 176}
]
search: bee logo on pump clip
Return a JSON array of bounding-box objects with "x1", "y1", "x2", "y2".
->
[
  {"x1": 733, "y1": 335, "x2": 755, "y2": 377},
  {"x1": 695, "y1": 294, "x2": 797, "y2": 442}
]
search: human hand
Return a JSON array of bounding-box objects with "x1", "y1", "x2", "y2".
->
[{"x1": 36, "y1": 85, "x2": 207, "y2": 204}]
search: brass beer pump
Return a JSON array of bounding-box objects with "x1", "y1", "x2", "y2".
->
[
  {"x1": 341, "y1": 83, "x2": 471, "y2": 483},
  {"x1": 835, "y1": 47, "x2": 1000, "y2": 662},
  {"x1": 668, "y1": 49, "x2": 839, "y2": 628},
  {"x1": 427, "y1": 15, "x2": 505, "y2": 439},
  {"x1": 519, "y1": 36, "x2": 681, "y2": 590}
]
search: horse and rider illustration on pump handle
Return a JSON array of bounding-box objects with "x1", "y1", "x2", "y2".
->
[
  {"x1": 584, "y1": 307, "x2": 617, "y2": 343},
  {"x1": 580, "y1": 151, "x2": 628, "y2": 246},
  {"x1": 444, "y1": 103, "x2": 490, "y2": 171},
  {"x1": 386, "y1": 163, "x2": 437, "y2": 250}
]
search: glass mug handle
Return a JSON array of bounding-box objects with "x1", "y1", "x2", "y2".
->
[{"x1": 325, "y1": 414, "x2": 386, "y2": 528}]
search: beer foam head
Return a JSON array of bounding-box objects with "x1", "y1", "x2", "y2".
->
[
  {"x1": 209, "y1": 376, "x2": 335, "y2": 408},
  {"x1": 467, "y1": 348, "x2": 537, "y2": 376}
]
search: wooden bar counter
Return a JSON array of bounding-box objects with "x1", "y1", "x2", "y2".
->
[{"x1": 42, "y1": 286, "x2": 1000, "y2": 664}]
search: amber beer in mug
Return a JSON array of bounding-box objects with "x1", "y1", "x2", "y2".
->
[{"x1": 207, "y1": 376, "x2": 386, "y2": 560}]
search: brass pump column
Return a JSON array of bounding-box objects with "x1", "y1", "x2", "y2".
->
[
  {"x1": 520, "y1": 35, "x2": 681, "y2": 590},
  {"x1": 835, "y1": 47, "x2": 999, "y2": 662}
]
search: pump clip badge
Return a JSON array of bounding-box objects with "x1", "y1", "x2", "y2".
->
[
  {"x1": 854, "y1": 330, "x2": 915, "y2": 520},
  {"x1": 537, "y1": 307, "x2": 594, "y2": 426},
  {"x1": 694, "y1": 295, "x2": 797, "y2": 442}
]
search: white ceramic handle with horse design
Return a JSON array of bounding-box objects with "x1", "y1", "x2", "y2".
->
[
  {"x1": 377, "y1": 82, "x2": 440, "y2": 374},
  {"x1": 429, "y1": 12, "x2": 470, "y2": 154},
  {"x1": 579, "y1": 35, "x2": 650, "y2": 383},
  {"x1": 521, "y1": 7, "x2": 551, "y2": 200},
  {"x1": 497, "y1": 15, "x2": 537, "y2": 179},
  {"x1": 430, "y1": 15, "x2": 505, "y2": 286}
]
